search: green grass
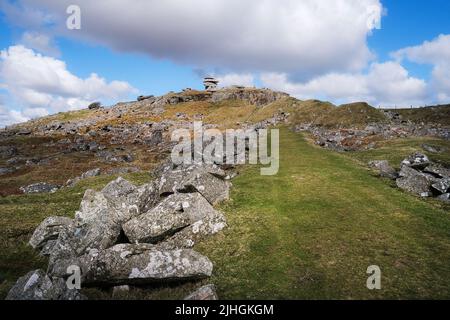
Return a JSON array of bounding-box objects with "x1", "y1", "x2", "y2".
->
[
  {"x1": 290, "y1": 101, "x2": 388, "y2": 129},
  {"x1": 391, "y1": 105, "x2": 450, "y2": 126},
  {"x1": 1, "y1": 129, "x2": 449, "y2": 299},
  {"x1": 195, "y1": 128, "x2": 450, "y2": 299}
]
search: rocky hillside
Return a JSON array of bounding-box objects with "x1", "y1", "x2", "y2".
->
[{"x1": 1, "y1": 86, "x2": 450, "y2": 300}]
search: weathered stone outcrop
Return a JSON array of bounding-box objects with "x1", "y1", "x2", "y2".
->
[
  {"x1": 396, "y1": 166, "x2": 435, "y2": 197},
  {"x1": 51, "y1": 244, "x2": 213, "y2": 285},
  {"x1": 123, "y1": 192, "x2": 219, "y2": 243},
  {"x1": 29, "y1": 216, "x2": 73, "y2": 252},
  {"x1": 158, "y1": 164, "x2": 230, "y2": 205},
  {"x1": 211, "y1": 88, "x2": 288, "y2": 106},
  {"x1": 10, "y1": 159, "x2": 232, "y2": 299}
]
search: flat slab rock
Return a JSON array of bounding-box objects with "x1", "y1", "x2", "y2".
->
[
  {"x1": 157, "y1": 209, "x2": 227, "y2": 250},
  {"x1": 51, "y1": 244, "x2": 213, "y2": 286},
  {"x1": 431, "y1": 179, "x2": 450, "y2": 194},
  {"x1": 423, "y1": 164, "x2": 450, "y2": 179},
  {"x1": 6, "y1": 269, "x2": 85, "y2": 300},
  {"x1": 158, "y1": 165, "x2": 230, "y2": 205},
  {"x1": 123, "y1": 192, "x2": 220, "y2": 243}
]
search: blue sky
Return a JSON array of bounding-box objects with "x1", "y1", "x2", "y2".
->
[
  {"x1": 0, "y1": 0, "x2": 450, "y2": 126},
  {"x1": 369, "y1": 0, "x2": 450, "y2": 79}
]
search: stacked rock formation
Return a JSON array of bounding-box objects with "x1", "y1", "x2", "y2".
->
[{"x1": 6, "y1": 163, "x2": 231, "y2": 300}]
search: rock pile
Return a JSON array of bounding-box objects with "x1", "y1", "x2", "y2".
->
[
  {"x1": 7, "y1": 163, "x2": 232, "y2": 300},
  {"x1": 295, "y1": 123, "x2": 450, "y2": 152},
  {"x1": 369, "y1": 152, "x2": 450, "y2": 202}
]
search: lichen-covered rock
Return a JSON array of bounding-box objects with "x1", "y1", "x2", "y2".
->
[
  {"x1": 368, "y1": 160, "x2": 398, "y2": 179},
  {"x1": 158, "y1": 210, "x2": 227, "y2": 250},
  {"x1": 20, "y1": 182, "x2": 60, "y2": 194},
  {"x1": 47, "y1": 220, "x2": 122, "y2": 277},
  {"x1": 184, "y1": 284, "x2": 218, "y2": 300},
  {"x1": 123, "y1": 192, "x2": 218, "y2": 243},
  {"x1": 52, "y1": 244, "x2": 213, "y2": 285},
  {"x1": 431, "y1": 179, "x2": 450, "y2": 194},
  {"x1": 47, "y1": 178, "x2": 161, "y2": 275},
  {"x1": 423, "y1": 164, "x2": 450, "y2": 179},
  {"x1": 6, "y1": 270, "x2": 85, "y2": 300},
  {"x1": 158, "y1": 165, "x2": 230, "y2": 205},
  {"x1": 396, "y1": 166, "x2": 434, "y2": 196},
  {"x1": 29, "y1": 216, "x2": 73, "y2": 250},
  {"x1": 401, "y1": 152, "x2": 430, "y2": 169}
]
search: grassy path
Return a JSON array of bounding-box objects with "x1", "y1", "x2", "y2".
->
[{"x1": 197, "y1": 128, "x2": 450, "y2": 299}]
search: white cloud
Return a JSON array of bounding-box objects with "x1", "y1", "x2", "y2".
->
[
  {"x1": 20, "y1": 32, "x2": 60, "y2": 57},
  {"x1": 393, "y1": 34, "x2": 450, "y2": 64},
  {"x1": 10, "y1": 0, "x2": 382, "y2": 78},
  {"x1": 261, "y1": 62, "x2": 427, "y2": 107},
  {"x1": 0, "y1": 105, "x2": 30, "y2": 127},
  {"x1": 0, "y1": 45, "x2": 137, "y2": 124},
  {"x1": 393, "y1": 34, "x2": 450, "y2": 104},
  {"x1": 216, "y1": 74, "x2": 255, "y2": 88}
]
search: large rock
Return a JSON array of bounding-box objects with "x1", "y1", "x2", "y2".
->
[
  {"x1": 47, "y1": 178, "x2": 160, "y2": 275},
  {"x1": 368, "y1": 160, "x2": 398, "y2": 179},
  {"x1": 6, "y1": 270, "x2": 85, "y2": 300},
  {"x1": 423, "y1": 164, "x2": 450, "y2": 179},
  {"x1": 401, "y1": 152, "x2": 430, "y2": 169},
  {"x1": 76, "y1": 178, "x2": 158, "y2": 226},
  {"x1": 431, "y1": 179, "x2": 450, "y2": 194},
  {"x1": 29, "y1": 216, "x2": 73, "y2": 251},
  {"x1": 396, "y1": 166, "x2": 434, "y2": 196},
  {"x1": 52, "y1": 244, "x2": 213, "y2": 285},
  {"x1": 158, "y1": 210, "x2": 227, "y2": 250},
  {"x1": 158, "y1": 165, "x2": 230, "y2": 205},
  {"x1": 184, "y1": 284, "x2": 218, "y2": 300},
  {"x1": 123, "y1": 192, "x2": 218, "y2": 243}
]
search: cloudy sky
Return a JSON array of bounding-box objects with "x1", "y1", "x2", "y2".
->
[{"x1": 0, "y1": 0, "x2": 450, "y2": 126}]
